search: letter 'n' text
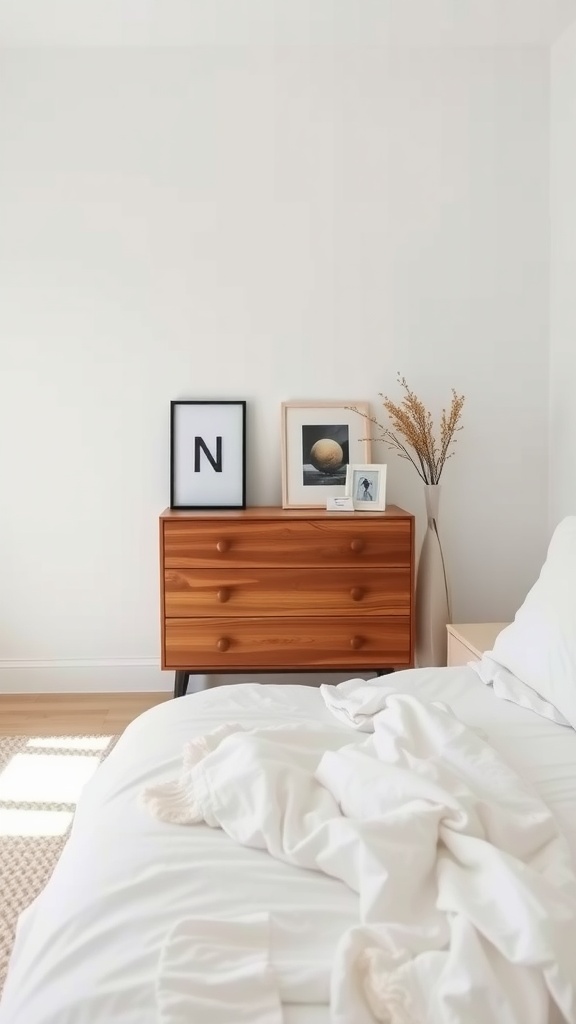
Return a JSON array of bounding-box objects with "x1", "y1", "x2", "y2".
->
[{"x1": 194, "y1": 436, "x2": 223, "y2": 473}]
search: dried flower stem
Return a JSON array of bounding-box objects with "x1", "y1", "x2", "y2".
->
[{"x1": 349, "y1": 375, "x2": 465, "y2": 485}]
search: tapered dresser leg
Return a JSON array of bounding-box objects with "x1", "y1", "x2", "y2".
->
[{"x1": 174, "y1": 671, "x2": 190, "y2": 698}]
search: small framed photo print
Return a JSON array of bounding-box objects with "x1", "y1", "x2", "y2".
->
[
  {"x1": 345, "y1": 464, "x2": 387, "y2": 511},
  {"x1": 281, "y1": 401, "x2": 371, "y2": 509},
  {"x1": 170, "y1": 400, "x2": 246, "y2": 509}
]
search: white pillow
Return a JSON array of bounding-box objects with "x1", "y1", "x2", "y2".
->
[
  {"x1": 473, "y1": 516, "x2": 576, "y2": 729},
  {"x1": 472, "y1": 657, "x2": 570, "y2": 726}
]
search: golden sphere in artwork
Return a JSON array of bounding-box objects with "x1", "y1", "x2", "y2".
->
[{"x1": 309, "y1": 438, "x2": 344, "y2": 473}]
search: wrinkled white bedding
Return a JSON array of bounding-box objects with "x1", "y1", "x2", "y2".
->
[
  {"x1": 143, "y1": 691, "x2": 576, "y2": 1024},
  {"x1": 1, "y1": 668, "x2": 576, "y2": 1024}
]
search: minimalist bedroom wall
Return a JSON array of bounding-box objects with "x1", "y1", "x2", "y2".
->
[
  {"x1": 550, "y1": 20, "x2": 576, "y2": 529},
  {"x1": 0, "y1": 43, "x2": 551, "y2": 691}
]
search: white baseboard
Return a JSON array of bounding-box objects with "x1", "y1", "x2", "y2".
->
[
  {"x1": 0, "y1": 660, "x2": 372, "y2": 694},
  {"x1": 0, "y1": 658, "x2": 174, "y2": 693}
]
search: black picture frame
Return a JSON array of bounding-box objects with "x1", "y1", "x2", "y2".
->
[{"x1": 170, "y1": 400, "x2": 247, "y2": 510}]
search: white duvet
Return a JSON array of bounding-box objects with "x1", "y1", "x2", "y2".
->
[
  {"x1": 143, "y1": 689, "x2": 576, "y2": 1024},
  {"x1": 2, "y1": 669, "x2": 576, "y2": 1024}
]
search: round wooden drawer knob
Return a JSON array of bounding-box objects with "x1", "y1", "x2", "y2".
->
[
  {"x1": 350, "y1": 635, "x2": 363, "y2": 650},
  {"x1": 217, "y1": 588, "x2": 230, "y2": 603},
  {"x1": 216, "y1": 539, "x2": 230, "y2": 553},
  {"x1": 217, "y1": 637, "x2": 230, "y2": 653},
  {"x1": 350, "y1": 587, "x2": 363, "y2": 602},
  {"x1": 350, "y1": 539, "x2": 364, "y2": 553}
]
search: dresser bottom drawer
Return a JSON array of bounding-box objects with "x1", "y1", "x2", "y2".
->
[{"x1": 163, "y1": 616, "x2": 411, "y2": 670}]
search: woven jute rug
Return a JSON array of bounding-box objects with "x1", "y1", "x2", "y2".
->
[{"x1": 0, "y1": 734, "x2": 118, "y2": 994}]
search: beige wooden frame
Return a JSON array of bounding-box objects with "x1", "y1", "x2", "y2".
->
[{"x1": 280, "y1": 400, "x2": 372, "y2": 508}]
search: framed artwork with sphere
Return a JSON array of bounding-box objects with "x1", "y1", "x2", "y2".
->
[{"x1": 280, "y1": 401, "x2": 372, "y2": 508}]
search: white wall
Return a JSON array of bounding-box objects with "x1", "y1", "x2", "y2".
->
[
  {"x1": 550, "y1": 21, "x2": 576, "y2": 529},
  {"x1": 0, "y1": 45, "x2": 551, "y2": 691}
]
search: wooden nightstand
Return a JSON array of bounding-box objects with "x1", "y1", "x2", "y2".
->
[
  {"x1": 446, "y1": 622, "x2": 509, "y2": 667},
  {"x1": 160, "y1": 505, "x2": 415, "y2": 697}
]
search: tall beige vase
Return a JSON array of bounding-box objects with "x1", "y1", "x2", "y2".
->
[{"x1": 415, "y1": 484, "x2": 451, "y2": 667}]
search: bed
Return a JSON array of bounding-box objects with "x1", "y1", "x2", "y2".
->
[{"x1": 2, "y1": 519, "x2": 576, "y2": 1024}]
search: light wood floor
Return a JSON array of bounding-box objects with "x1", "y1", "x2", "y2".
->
[{"x1": 0, "y1": 693, "x2": 172, "y2": 736}]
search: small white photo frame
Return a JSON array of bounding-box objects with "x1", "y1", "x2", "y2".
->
[{"x1": 345, "y1": 464, "x2": 387, "y2": 511}]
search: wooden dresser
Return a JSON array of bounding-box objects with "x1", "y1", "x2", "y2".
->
[{"x1": 160, "y1": 506, "x2": 415, "y2": 697}]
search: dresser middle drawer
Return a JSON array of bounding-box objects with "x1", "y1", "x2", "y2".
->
[{"x1": 164, "y1": 567, "x2": 411, "y2": 618}]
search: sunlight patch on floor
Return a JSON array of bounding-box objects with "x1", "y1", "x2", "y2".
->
[
  {"x1": 26, "y1": 736, "x2": 113, "y2": 752},
  {"x1": 0, "y1": 807, "x2": 73, "y2": 837},
  {"x1": 0, "y1": 754, "x2": 101, "y2": 804}
]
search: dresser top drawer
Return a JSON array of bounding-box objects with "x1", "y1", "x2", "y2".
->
[{"x1": 162, "y1": 517, "x2": 413, "y2": 568}]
